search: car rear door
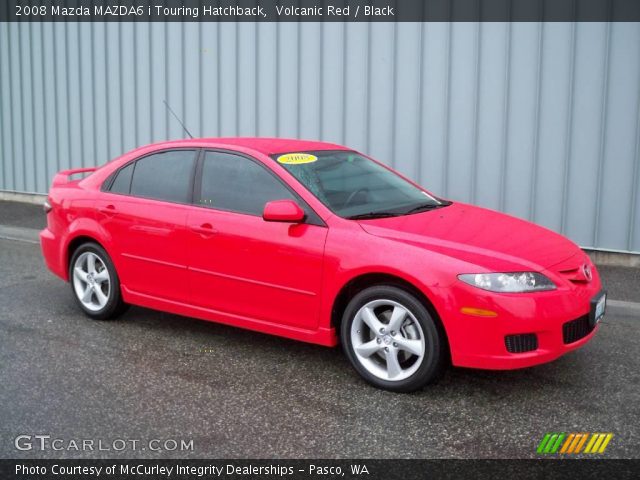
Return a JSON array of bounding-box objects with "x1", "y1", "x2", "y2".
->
[
  {"x1": 96, "y1": 149, "x2": 198, "y2": 302},
  {"x1": 185, "y1": 150, "x2": 328, "y2": 330}
]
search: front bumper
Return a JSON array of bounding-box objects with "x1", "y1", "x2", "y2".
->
[{"x1": 435, "y1": 271, "x2": 603, "y2": 370}]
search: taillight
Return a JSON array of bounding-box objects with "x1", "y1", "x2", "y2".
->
[{"x1": 43, "y1": 199, "x2": 52, "y2": 214}]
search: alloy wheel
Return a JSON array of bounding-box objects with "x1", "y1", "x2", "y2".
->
[
  {"x1": 72, "y1": 251, "x2": 111, "y2": 312},
  {"x1": 350, "y1": 299, "x2": 426, "y2": 381}
]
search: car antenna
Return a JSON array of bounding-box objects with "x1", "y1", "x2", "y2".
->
[{"x1": 163, "y1": 99, "x2": 194, "y2": 139}]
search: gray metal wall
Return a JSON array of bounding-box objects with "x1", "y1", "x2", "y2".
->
[{"x1": 1, "y1": 22, "x2": 639, "y2": 253}]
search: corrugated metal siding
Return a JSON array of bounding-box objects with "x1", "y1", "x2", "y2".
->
[{"x1": 1, "y1": 22, "x2": 639, "y2": 253}]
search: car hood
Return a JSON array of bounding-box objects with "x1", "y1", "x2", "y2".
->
[{"x1": 357, "y1": 202, "x2": 580, "y2": 272}]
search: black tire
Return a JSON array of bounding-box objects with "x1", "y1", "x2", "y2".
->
[
  {"x1": 68, "y1": 242, "x2": 128, "y2": 320},
  {"x1": 340, "y1": 285, "x2": 447, "y2": 392}
]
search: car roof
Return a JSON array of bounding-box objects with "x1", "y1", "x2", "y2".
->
[{"x1": 148, "y1": 137, "x2": 350, "y2": 156}]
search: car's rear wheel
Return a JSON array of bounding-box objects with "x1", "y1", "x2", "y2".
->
[
  {"x1": 69, "y1": 242, "x2": 127, "y2": 320},
  {"x1": 341, "y1": 285, "x2": 447, "y2": 392}
]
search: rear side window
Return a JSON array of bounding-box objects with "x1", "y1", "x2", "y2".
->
[
  {"x1": 108, "y1": 162, "x2": 134, "y2": 194},
  {"x1": 129, "y1": 150, "x2": 196, "y2": 203},
  {"x1": 199, "y1": 151, "x2": 295, "y2": 215}
]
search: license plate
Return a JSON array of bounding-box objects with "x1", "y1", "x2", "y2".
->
[{"x1": 590, "y1": 291, "x2": 606, "y2": 327}]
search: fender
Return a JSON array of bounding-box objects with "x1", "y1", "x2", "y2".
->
[
  {"x1": 61, "y1": 218, "x2": 114, "y2": 281},
  {"x1": 319, "y1": 263, "x2": 442, "y2": 332}
]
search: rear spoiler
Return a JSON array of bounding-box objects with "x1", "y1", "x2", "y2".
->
[{"x1": 52, "y1": 167, "x2": 98, "y2": 187}]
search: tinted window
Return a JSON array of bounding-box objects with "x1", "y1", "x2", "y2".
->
[
  {"x1": 108, "y1": 162, "x2": 134, "y2": 194},
  {"x1": 199, "y1": 151, "x2": 294, "y2": 215},
  {"x1": 130, "y1": 150, "x2": 196, "y2": 203}
]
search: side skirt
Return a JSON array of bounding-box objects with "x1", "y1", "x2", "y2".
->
[{"x1": 121, "y1": 285, "x2": 339, "y2": 347}]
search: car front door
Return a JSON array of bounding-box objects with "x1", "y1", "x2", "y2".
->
[
  {"x1": 186, "y1": 150, "x2": 327, "y2": 330},
  {"x1": 97, "y1": 149, "x2": 198, "y2": 302}
]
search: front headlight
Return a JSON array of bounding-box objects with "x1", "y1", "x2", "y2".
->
[{"x1": 458, "y1": 272, "x2": 556, "y2": 293}]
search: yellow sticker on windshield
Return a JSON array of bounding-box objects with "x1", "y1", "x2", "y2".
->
[{"x1": 277, "y1": 153, "x2": 318, "y2": 165}]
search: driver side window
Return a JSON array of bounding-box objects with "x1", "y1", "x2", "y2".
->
[{"x1": 198, "y1": 151, "x2": 295, "y2": 216}]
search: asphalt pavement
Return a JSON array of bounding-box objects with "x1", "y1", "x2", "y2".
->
[{"x1": 0, "y1": 202, "x2": 639, "y2": 459}]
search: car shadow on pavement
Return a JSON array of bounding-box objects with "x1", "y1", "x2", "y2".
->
[{"x1": 118, "y1": 304, "x2": 592, "y2": 396}]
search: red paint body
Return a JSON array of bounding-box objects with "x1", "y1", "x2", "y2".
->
[{"x1": 40, "y1": 138, "x2": 602, "y2": 369}]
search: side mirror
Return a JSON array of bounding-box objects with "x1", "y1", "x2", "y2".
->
[{"x1": 262, "y1": 200, "x2": 306, "y2": 223}]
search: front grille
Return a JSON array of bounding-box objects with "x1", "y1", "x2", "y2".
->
[
  {"x1": 563, "y1": 314, "x2": 593, "y2": 344},
  {"x1": 505, "y1": 334, "x2": 538, "y2": 353}
]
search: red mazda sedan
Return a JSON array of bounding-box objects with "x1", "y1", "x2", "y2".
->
[{"x1": 40, "y1": 138, "x2": 605, "y2": 391}]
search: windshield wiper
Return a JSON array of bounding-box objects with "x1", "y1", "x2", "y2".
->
[
  {"x1": 404, "y1": 201, "x2": 452, "y2": 215},
  {"x1": 347, "y1": 201, "x2": 452, "y2": 220},
  {"x1": 346, "y1": 211, "x2": 401, "y2": 220}
]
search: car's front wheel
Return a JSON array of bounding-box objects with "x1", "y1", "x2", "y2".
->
[
  {"x1": 341, "y1": 285, "x2": 447, "y2": 392},
  {"x1": 69, "y1": 242, "x2": 128, "y2": 320}
]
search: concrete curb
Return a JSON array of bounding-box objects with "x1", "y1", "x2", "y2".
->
[
  {"x1": 0, "y1": 225, "x2": 40, "y2": 244},
  {"x1": 585, "y1": 249, "x2": 640, "y2": 268},
  {"x1": 607, "y1": 300, "x2": 640, "y2": 316},
  {"x1": 0, "y1": 190, "x2": 46, "y2": 205}
]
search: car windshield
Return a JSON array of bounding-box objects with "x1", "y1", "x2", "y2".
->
[{"x1": 272, "y1": 150, "x2": 449, "y2": 219}]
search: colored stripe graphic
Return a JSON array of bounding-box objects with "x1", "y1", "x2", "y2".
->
[
  {"x1": 545, "y1": 434, "x2": 559, "y2": 453},
  {"x1": 574, "y1": 433, "x2": 589, "y2": 453},
  {"x1": 598, "y1": 434, "x2": 613, "y2": 453},
  {"x1": 560, "y1": 434, "x2": 575, "y2": 453},
  {"x1": 538, "y1": 433, "x2": 613, "y2": 454},
  {"x1": 537, "y1": 433, "x2": 565, "y2": 453},
  {"x1": 567, "y1": 434, "x2": 585, "y2": 453},
  {"x1": 584, "y1": 434, "x2": 599, "y2": 453},
  {"x1": 550, "y1": 434, "x2": 565, "y2": 453},
  {"x1": 537, "y1": 434, "x2": 552, "y2": 454},
  {"x1": 585, "y1": 433, "x2": 613, "y2": 453}
]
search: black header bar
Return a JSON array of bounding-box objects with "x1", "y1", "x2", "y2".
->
[
  {"x1": 2, "y1": 0, "x2": 640, "y2": 22},
  {"x1": 1, "y1": 459, "x2": 640, "y2": 480}
]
